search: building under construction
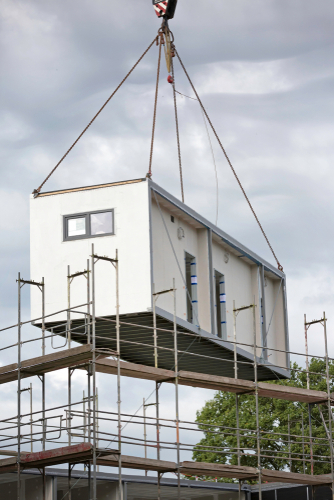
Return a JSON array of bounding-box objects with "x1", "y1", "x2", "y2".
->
[
  {"x1": 0, "y1": 176, "x2": 332, "y2": 500},
  {"x1": 1, "y1": 4, "x2": 334, "y2": 500}
]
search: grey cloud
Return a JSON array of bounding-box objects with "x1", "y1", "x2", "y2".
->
[{"x1": 1, "y1": 0, "x2": 334, "y2": 420}]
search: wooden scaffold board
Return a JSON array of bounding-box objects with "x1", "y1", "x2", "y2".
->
[
  {"x1": 0, "y1": 444, "x2": 118, "y2": 473},
  {"x1": 94, "y1": 358, "x2": 332, "y2": 404},
  {"x1": 0, "y1": 446, "x2": 332, "y2": 486},
  {"x1": 0, "y1": 345, "x2": 113, "y2": 384}
]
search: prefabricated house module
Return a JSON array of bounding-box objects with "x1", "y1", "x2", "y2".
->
[{"x1": 30, "y1": 178, "x2": 289, "y2": 381}]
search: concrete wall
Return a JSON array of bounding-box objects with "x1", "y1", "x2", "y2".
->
[{"x1": 30, "y1": 181, "x2": 152, "y2": 322}]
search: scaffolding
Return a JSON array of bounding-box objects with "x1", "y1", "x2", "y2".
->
[{"x1": 0, "y1": 248, "x2": 333, "y2": 500}]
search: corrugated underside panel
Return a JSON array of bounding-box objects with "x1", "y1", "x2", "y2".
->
[{"x1": 43, "y1": 312, "x2": 285, "y2": 382}]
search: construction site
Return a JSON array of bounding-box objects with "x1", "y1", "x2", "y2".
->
[{"x1": 1, "y1": 1, "x2": 333, "y2": 500}]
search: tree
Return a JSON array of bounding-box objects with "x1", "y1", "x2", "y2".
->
[{"x1": 192, "y1": 358, "x2": 334, "y2": 480}]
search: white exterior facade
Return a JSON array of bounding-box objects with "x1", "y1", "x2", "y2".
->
[
  {"x1": 30, "y1": 178, "x2": 289, "y2": 372},
  {"x1": 30, "y1": 180, "x2": 152, "y2": 322}
]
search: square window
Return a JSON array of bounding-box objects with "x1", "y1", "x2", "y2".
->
[
  {"x1": 90, "y1": 211, "x2": 113, "y2": 236},
  {"x1": 64, "y1": 209, "x2": 114, "y2": 241},
  {"x1": 67, "y1": 217, "x2": 86, "y2": 237}
]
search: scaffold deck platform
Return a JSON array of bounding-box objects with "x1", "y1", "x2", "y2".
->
[
  {"x1": 0, "y1": 446, "x2": 331, "y2": 486},
  {"x1": 94, "y1": 357, "x2": 332, "y2": 404},
  {"x1": 181, "y1": 462, "x2": 333, "y2": 486},
  {"x1": 0, "y1": 345, "x2": 112, "y2": 384},
  {"x1": 0, "y1": 444, "x2": 118, "y2": 472}
]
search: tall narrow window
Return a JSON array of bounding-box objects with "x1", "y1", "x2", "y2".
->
[
  {"x1": 215, "y1": 271, "x2": 226, "y2": 339},
  {"x1": 185, "y1": 252, "x2": 198, "y2": 325}
]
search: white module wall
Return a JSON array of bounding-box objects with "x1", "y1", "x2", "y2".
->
[
  {"x1": 30, "y1": 178, "x2": 288, "y2": 371},
  {"x1": 30, "y1": 180, "x2": 152, "y2": 322},
  {"x1": 149, "y1": 187, "x2": 288, "y2": 370}
]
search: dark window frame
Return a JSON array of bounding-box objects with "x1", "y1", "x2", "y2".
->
[
  {"x1": 214, "y1": 269, "x2": 227, "y2": 339},
  {"x1": 185, "y1": 251, "x2": 198, "y2": 325},
  {"x1": 63, "y1": 209, "x2": 114, "y2": 241}
]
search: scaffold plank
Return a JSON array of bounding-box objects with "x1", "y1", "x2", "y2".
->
[
  {"x1": 180, "y1": 461, "x2": 258, "y2": 480},
  {"x1": 0, "y1": 448, "x2": 331, "y2": 485},
  {"x1": 181, "y1": 462, "x2": 332, "y2": 485},
  {"x1": 95, "y1": 358, "x2": 330, "y2": 404},
  {"x1": 0, "y1": 345, "x2": 112, "y2": 384},
  {"x1": 260, "y1": 469, "x2": 332, "y2": 485},
  {"x1": 95, "y1": 358, "x2": 174, "y2": 382},
  {"x1": 0, "y1": 456, "x2": 16, "y2": 473},
  {"x1": 0, "y1": 444, "x2": 118, "y2": 473},
  {"x1": 98, "y1": 454, "x2": 177, "y2": 473},
  {"x1": 257, "y1": 382, "x2": 328, "y2": 403}
]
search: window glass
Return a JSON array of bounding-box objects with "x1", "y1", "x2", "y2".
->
[
  {"x1": 67, "y1": 217, "x2": 86, "y2": 237},
  {"x1": 215, "y1": 271, "x2": 227, "y2": 339},
  {"x1": 90, "y1": 211, "x2": 113, "y2": 236}
]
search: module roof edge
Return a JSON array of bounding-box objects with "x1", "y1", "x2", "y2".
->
[
  {"x1": 36, "y1": 178, "x2": 147, "y2": 197},
  {"x1": 149, "y1": 180, "x2": 285, "y2": 279}
]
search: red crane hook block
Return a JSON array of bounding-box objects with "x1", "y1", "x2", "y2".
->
[{"x1": 167, "y1": 75, "x2": 174, "y2": 84}]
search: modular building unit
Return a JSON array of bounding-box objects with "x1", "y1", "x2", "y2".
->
[{"x1": 30, "y1": 178, "x2": 289, "y2": 380}]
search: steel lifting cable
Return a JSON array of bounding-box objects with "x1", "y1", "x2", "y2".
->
[
  {"x1": 147, "y1": 33, "x2": 163, "y2": 178},
  {"x1": 170, "y1": 45, "x2": 185, "y2": 203},
  {"x1": 200, "y1": 106, "x2": 219, "y2": 226},
  {"x1": 175, "y1": 48, "x2": 283, "y2": 272},
  {"x1": 33, "y1": 36, "x2": 158, "y2": 196}
]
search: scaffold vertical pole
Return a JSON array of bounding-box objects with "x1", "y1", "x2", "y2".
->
[
  {"x1": 67, "y1": 265, "x2": 72, "y2": 500},
  {"x1": 304, "y1": 314, "x2": 310, "y2": 390},
  {"x1": 67, "y1": 265, "x2": 71, "y2": 349},
  {"x1": 96, "y1": 387, "x2": 99, "y2": 473},
  {"x1": 41, "y1": 276, "x2": 46, "y2": 500},
  {"x1": 173, "y1": 279, "x2": 181, "y2": 500},
  {"x1": 87, "y1": 258, "x2": 92, "y2": 497},
  {"x1": 83, "y1": 391, "x2": 86, "y2": 443},
  {"x1": 323, "y1": 312, "x2": 334, "y2": 500},
  {"x1": 253, "y1": 301, "x2": 262, "y2": 500},
  {"x1": 156, "y1": 381, "x2": 161, "y2": 500},
  {"x1": 91, "y1": 244, "x2": 97, "y2": 500},
  {"x1": 115, "y1": 250, "x2": 123, "y2": 500},
  {"x1": 88, "y1": 363, "x2": 92, "y2": 498},
  {"x1": 30, "y1": 383, "x2": 33, "y2": 453},
  {"x1": 152, "y1": 283, "x2": 161, "y2": 500},
  {"x1": 236, "y1": 393, "x2": 241, "y2": 500},
  {"x1": 153, "y1": 283, "x2": 158, "y2": 369},
  {"x1": 233, "y1": 300, "x2": 238, "y2": 379},
  {"x1": 302, "y1": 413, "x2": 306, "y2": 474},
  {"x1": 17, "y1": 273, "x2": 21, "y2": 500},
  {"x1": 308, "y1": 404, "x2": 314, "y2": 475},
  {"x1": 87, "y1": 259, "x2": 91, "y2": 345},
  {"x1": 288, "y1": 414, "x2": 291, "y2": 471},
  {"x1": 143, "y1": 398, "x2": 147, "y2": 476}
]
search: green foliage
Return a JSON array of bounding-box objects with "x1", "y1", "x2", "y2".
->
[{"x1": 192, "y1": 359, "x2": 334, "y2": 481}]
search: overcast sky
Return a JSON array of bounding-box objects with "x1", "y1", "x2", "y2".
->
[{"x1": 1, "y1": 0, "x2": 334, "y2": 474}]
